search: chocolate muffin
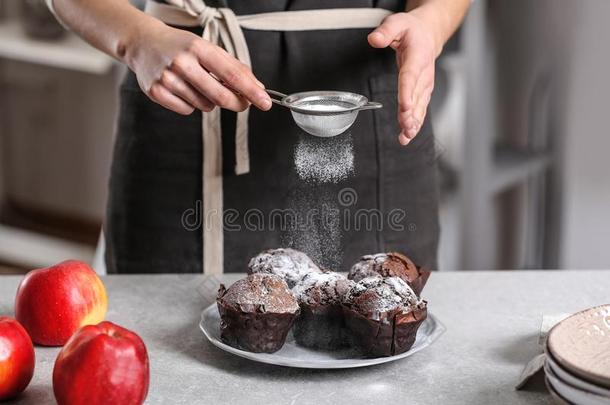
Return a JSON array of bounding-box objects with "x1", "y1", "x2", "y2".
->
[
  {"x1": 292, "y1": 271, "x2": 353, "y2": 350},
  {"x1": 248, "y1": 248, "x2": 321, "y2": 288},
  {"x1": 217, "y1": 273, "x2": 300, "y2": 353},
  {"x1": 348, "y1": 252, "x2": 430, "y2": 295},
  {"x1": 342, "y1": 276, "x2": 427, "y2": 357}
]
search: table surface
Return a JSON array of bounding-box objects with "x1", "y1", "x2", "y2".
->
[{"x1": 1, "y1": 270, "x2": 609, "y2": 405}]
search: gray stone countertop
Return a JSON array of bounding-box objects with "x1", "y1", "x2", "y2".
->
[{"x1": 1, "y1": 270, "x2": 609, "y2": 404}]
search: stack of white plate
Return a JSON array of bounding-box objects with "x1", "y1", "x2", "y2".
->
[{"x1": 545, "y1": 304, "x2": 610, "y2": 405}]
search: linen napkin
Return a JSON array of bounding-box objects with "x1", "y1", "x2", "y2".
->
[{"x1": 515, "y1": 313, "x2": 570, "y2": 390}]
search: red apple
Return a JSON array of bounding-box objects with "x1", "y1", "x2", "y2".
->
[
  {"x1": 0, "y1": 317, "x2": 35, "y2": 400},
  {"x1": 53, "y1": 321, "x2": 149, "y2": 405},
  {"x1": 15, "y1": 260, "x2": 108, "y2": 346}
]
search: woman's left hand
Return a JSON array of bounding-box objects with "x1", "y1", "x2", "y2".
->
[{"x1": 368, "y1": 12, "x2": 441, "y2": 146}]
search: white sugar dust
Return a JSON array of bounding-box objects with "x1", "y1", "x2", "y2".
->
[
  {"x1": 284, "y1": 132, "x2": 356, "y2": 271},
  {"x1": 294, "y1": 134, "x2": 354, "y2": 183}
]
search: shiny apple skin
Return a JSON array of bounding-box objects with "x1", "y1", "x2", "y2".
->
[
  {"x1": 15, "y1": 260, "x2": 108, "y2": 346},
  {"x1": 0, "y1": 317, "x2": 35, "y2": 400},
  {"x1": 53, "y1": 321, "x2": 149, "y2": 405}
]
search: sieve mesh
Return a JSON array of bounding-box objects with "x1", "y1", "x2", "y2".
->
[
  {"x1": 285, "y1": 93, "x2": 364, "y2": 115},
  {"x1": 292, "y1": 98, "x2": 356, "y2": 114},
  {"x1": 291, "y1": 110, "x2": 357, "y2": 137},
  {"x1": 268, "y1": 90, "x2": 382, "y2": 137}
]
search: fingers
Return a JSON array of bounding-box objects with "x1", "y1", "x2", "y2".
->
[
  {"x1": 398, "y1": 64, "x2": 420, "y2": 112},
  {"x1": 394, "y1": 42, "x2": 435, "y2": 142},
  {"x1": 396, "y1": 61, "x2": 422, "y2": 141},
  {"x1": 397, "y1": 108, "x2": 418, "y2": 144},
  {"x1": 170, "y1": 52, "x2": 251, "y2": 112},
  {"x1": 398, "y1": 131, "x2": 411, "y2": 146},
  {"x1": 397, "y1": 70, "x2": 434, "y2": 144},
  {"x1": 413, "y1": 87, "x2": 432, "y2": 127},
  {"x1": 370, "y1": 13, "x2": 438, "y2": 146},
  {"x1": 397, "y1": 87, "x2": 432, "y2": 144},
  {"x1": 191, "y1": 41, "x2": 271, "y2": 111},
  {"x1": 368, "y1": 13, "x2": 408, "y2": 49},
  {"x1": 223, "y1": 49, "x2": 267, "y2": 90},
  {"x1": 160, "y1": 70, "x2": 214, "y2": 112},
  {"x1": 148, "y1": 83, "x2": 195, "y2": 116},
  {"x1": 407, "y1": 67, "x2": 434, "y2": 132}
]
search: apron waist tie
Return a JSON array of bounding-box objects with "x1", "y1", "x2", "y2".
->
[{"x1": 145, "y1": 0, "x2": 392, "y2": 275}]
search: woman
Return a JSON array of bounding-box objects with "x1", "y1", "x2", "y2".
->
[{"x1": 48, "y1": 0, "x2": 470, "y2": 274}]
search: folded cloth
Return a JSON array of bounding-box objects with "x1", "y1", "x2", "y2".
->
[{"x1": 515, "y1": 313, "x2": 570, "y2": 390}]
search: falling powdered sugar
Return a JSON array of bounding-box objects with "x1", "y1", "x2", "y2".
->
[
  {"x1": 285, "y1": 132, "x2": 356, "y2": 271},
  {"x1": 281, "y1": 187, "x2": 343, "y2": 270},
  {"x1": 294, "y1": 134, "x2": 354, "y2": 183}
]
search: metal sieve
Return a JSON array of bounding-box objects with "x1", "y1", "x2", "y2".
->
[{"x1": 267, "y1": 90, "x2": 383, "y2": 137}]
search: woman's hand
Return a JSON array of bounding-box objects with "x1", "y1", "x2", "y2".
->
[
  {"x1": 125, "y1": 21, "x2": 272, "y2": 115},
  {"x1": 368, "y1": 12, "x2": 441, "y2": 146}
]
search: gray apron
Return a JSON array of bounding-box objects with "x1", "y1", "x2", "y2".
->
[{"x1": 105, "y1": 0, "x2": 440, "y2": 274}]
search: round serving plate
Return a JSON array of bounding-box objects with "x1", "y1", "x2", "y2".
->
[
  {"x1": 547, "y1": 304, "x2": 610, "y2": 389},
  {"x1": 545, "y1": 350, "x2": 610, "y2": 398},
  {"x1": 545, "y1": 363, "x2": 610, "y2": 405},
  {"x1": 545, "y1": 376, "x2": 574, "y2": 405},
  {"x1": 199, "y1": 304, "x2": 445, "y2": 369}
]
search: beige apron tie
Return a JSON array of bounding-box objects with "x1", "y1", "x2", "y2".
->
[{"x1": 145, "y1": 0, "x2": 392, "y2": 275}]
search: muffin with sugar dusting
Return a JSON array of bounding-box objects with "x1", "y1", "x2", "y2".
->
[
  {"x1": 292, "y1": 271, "x2": 353, "y2": 350},
  {"x1": 217, "y1": 273, "x2": 300, "y2": 353},
  {"x1": 348, "y1": 252, "x2": 430, "y2": 295},
  {"x1": 342, "y1": 276, "x2": 427, "y2": 357},
  {"x1": 248, "y1": 248, "x2": 321, "y2": 288}
]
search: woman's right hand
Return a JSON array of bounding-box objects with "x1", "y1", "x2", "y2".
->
[{"x1": 124, "y1": 20, "x2": 272, "y2": 115}]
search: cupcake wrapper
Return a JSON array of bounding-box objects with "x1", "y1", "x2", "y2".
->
[
  {"x1": 410, "y1": 268, "x2": 431, "y2": 296},
  {"x1": 343, "y1": 306, "x2": 427, "y2": 358},
  {"x1": 293, "y1": 305, "x2": 347, "y2": 350},
  {"x1": 393, "y1": 307, "x2": 427, "y2": 354},
  {"x1": 217, "y1": 301, "x2": 299, "y2": 353}
]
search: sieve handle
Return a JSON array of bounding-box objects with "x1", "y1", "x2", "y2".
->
[
  {"x1": 358, "y1": 101, "x2": 383, "y2": 111},
  {"x1": 266, "y1": 89, "x2": 288, "y2": 106}
]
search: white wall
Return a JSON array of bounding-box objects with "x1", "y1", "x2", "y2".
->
[
  {"x1": 559, "y1": 0, "x2": 610, "y2": 269},
  {"x1": 489, "y1": 0, "x2": 610, "y2": 269}
]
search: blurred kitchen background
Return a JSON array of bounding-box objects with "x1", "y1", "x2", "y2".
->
[{"x1": 0, "y1": 0, "x2": 608, "y2": 274}]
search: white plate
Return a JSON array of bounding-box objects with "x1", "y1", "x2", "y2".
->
[
  {"x1": 546, "y1": 350, "x2": 610, "y2": 398},
  {"x1": 545, "y1": 376, "x2": 572, "y2": 405},
  {"x1": 545, "y1": 364, "x2": 610, "y2": 405},
  {"x1": 199, "y1": 304, "x2": 445, "y2": 369},
  {"x1": 547, "y1": 304, "x2": 610, "y2": 388}
]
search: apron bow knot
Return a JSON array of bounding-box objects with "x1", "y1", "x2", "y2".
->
[{"x1": 193, "y1": 4, "x2": 223, "y2": 28}]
